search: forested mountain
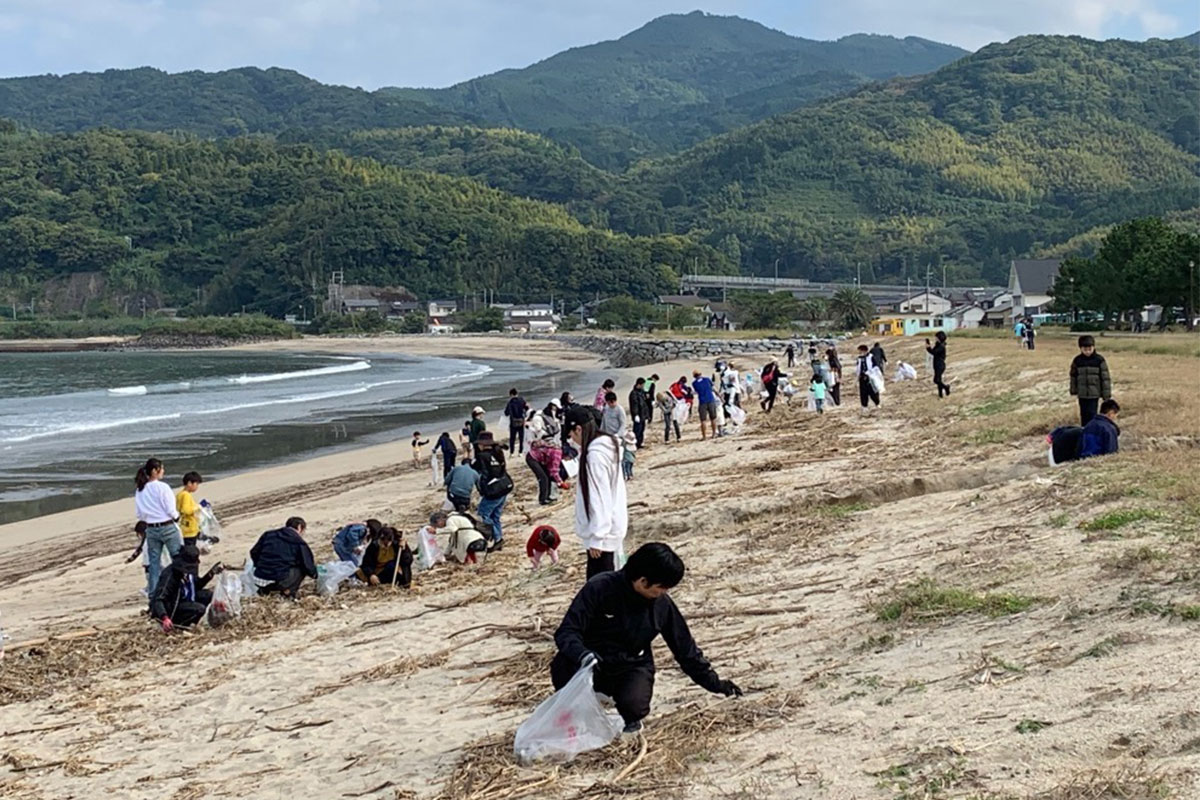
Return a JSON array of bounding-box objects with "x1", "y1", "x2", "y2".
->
[
  {"x1": 618, "y1": 33, "x2": 1200, "y2": 285},
  {"x1": 0, "y1": 66, "x2": 474, "y2": 137},
  {"x1": 0, "y1": 126, "x2": 728, "y2": 315},
  {"x1": 387, "y1": 11, "x2": 968, "y2": 164}
]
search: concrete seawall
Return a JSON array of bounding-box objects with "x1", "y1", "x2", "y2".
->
[{"x1": 534, "y1": 334, "x2": 845, "y2": 368}]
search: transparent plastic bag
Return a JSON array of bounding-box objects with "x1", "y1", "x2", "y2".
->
[
  {"x1": 727, "y1": 405, "x2": 747, "y2": 427},
  {"x1": 418, "y1": 527, "x2": 446, "y2": 570},
  {"x1": 513, "y1": 662, "x2": 624, "y2": 764},
  {"x1": 240, "y1": 555, "x2": 259, "y2": 598},
  {"x1": 199, "y1": 502, "x2": 222, "y2": 540},
  {"x1": 207, "y1": 572, "x2": 243, "y2": 627},
  {"x1": 317, "y1": 560, "x2": 359, "y2": 596}
]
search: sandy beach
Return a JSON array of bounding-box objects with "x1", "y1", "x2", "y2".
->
[{"x1": 2, "y1": 331, "x2": 1198, "y2": 799}]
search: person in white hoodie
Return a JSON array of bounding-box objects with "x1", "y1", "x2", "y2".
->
[{"x1": 565, "y1": 405, "x2": 627, "y2": 580}]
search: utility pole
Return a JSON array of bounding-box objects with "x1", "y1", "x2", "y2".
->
[
  {"x1": 774, "y1": 258, "x2": 781, "y2": 287},
  {"x1": 856, "y1": 262, "x2": 861, "y2": 287},
  {"x1": 140, "y1": 297, "x2": 147, "y2": 318}
]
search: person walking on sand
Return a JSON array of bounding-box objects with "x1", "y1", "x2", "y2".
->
[
  {"x1": 629, "y1": 378, "x2": 652, "y2": 449},
  {"x1": 856, "y1": 345, "x2": 881, "y2": 411},
  {"x1": 473, "y1": 432, "x2": 513, "y2": 552},
  {"x1": 760, "y1": 360, "x2": 781, "y2": 413},
  {"x1": 565, "y1": 405, "x2": 627, "y2": 579},
  {"x1": 657, "y1": 392, "x2": 681, "y2": 443},
  {"x1": 549, "y1": 542, "x2": 743, "y2": 735},
  {"x1": 644, "y1": 375, "x2": 659, "y2": 425},
  {"x1": 435, "y1": 432, "x2": 458, "y2": 481},
  {"x1": 785, "y1": 343, "x2": 796, "y2": 368},
  {"x1": 925, "y1": 331, "x2": 951, "y2": 398},
  {"x1": 1069, "y1": 335, "x2": 1112, "y2": 425},
  {"x1": 691, "y1": 369, "x2": 718, "y2": 440},
  {"x1": 135, "y1": 458, "x2": 183, "y2": 597},
  {"x1": 810, "y1": 373, "x2": 827, "y2": 414},
  {"x1": 1024, "y1": 319, "x2": 1036, "y2": 351},
  {"x1": 504, "y1": 388, "x2": 529, "y2": 455},
  {"x1": 468, "y1": 407, "x2": 487, "y2": 453},
  {"x1": 869, "y1": 342, "x2": 888, "y2": 380},
  {"x1": 825, "y1": 348, "x2": 842, "y2": 407}
]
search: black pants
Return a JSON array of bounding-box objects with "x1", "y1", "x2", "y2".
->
[
  {"x1": 551, "y1": 654, "x2": 654, "y2": 725},
  {"x1": 376, "y1": 553, "x2": 413, "y2": 588},
  {"x1": 526, "y1": 454, "x2": 552, "y2": 505},
  {"x1": 448, "y1": 493, "x2": 471, "y2": 513},
  {"x1": 172, "y1": 588, "x2": 212, "y2": 627},
  {"x1": 509, "y1": 425, "x2": 525, "y2": 454},
  {"x1": 859, "y1": 377, "x2": 880, "y2": 408},
  {"x1": 633, "y1": 418, "x2": 646, "y2": 448},
  {"x1": 787, "y1": 354, "x2": 795, "y2": 367},
  {"x1": 586, "y1": 549, "x2": 616, "y2": 579},
  {"x1": 1079, "y1": 397, "x2": 1100, "y2": 426},
  {"x1": 441, "y1": 455, "x2": 454, "y2": 480},
  {"x1": 259, "y1": 567, "x2": 305, "y2": 598},
  {"x1": 933, "y1": 366, "x2": 949, "y2": 397},
  {"x1": 761, "y1": 383, "x2": 778, "y2": 412},
  {"x1": 830, "y1": 382, "x2": 841, "y2": 406}
]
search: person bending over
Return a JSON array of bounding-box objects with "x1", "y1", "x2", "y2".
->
[
  {"x1": 151, "y1": 543, "x2": 223, "y2": 632},
  {"x1": 332, "y1": 518, "x2": 383, "y2": 564},
  {"x1": 550, "y1": 542, "x2": 742, "y2": 734},
  {"x1": 526, "y1": 524, "x2": 561, "y2": 570},
  {"x1": 250, "y1": 516, "x2": 317, "y2": 598},
  {"x1": 1080, "y1": 399, "x2": 1121, "y2": 459}
]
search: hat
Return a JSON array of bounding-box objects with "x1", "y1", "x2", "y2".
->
[
  {"x1": 564, "y1": 405, "x2": 596, "y2": 431},
  {"x1": 472, "y1": 406, "x2": 485, "y2": 415},
  {"x1": 476, "y1": 431, "x2": 495, "y2": 445},
  {"x1": 176, "y1": 543, "x2": 201, "y2": 571},
  {"x1": 549, "y1": 397, "x2": 562, "y2": 408},
  {"x1": 623, "y1": 430, "x2": 637, "y2": 445}
]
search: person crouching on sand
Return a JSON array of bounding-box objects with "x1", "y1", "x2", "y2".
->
[
  {"x1": 151, "y1": 543, "x2": 224, "y2": 633},
  {"x1": 355, "y1": 526, "x2": 413, "y2": 588},
  {"x1": 549, "y1": 542, "x2": 742, "y2": 734},
  {"x1": 249, "y1": 517, "x2": 317, "y2": 598},
  {"x1": 527, "y1": 525, "x2": 560, "y2": 570}
]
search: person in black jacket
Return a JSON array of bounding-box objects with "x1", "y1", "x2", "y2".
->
[
  {"x1": 504, "y1": 388, "x2": 529, "y2": 454},
  {"x1": 628, "y1": 378, "x2": 653, "y2": 449},
  {"x1": 150, "y1": 543, "x2": 223, "y2": 632},
  {"x1": 250, "y1": 517, "x2": 317, "y2": 598},
  {"x1": 435, "y1": 432, "x2": 457, "y2": 480},
  {"x1": 550, "y1": 542, "x2": 742, "y2": 734},
  {"x1": 1069, "y1": 335, "x2": 1112, "y2": 425},
  {"x1": 869, "y1": 342, "x2": 888, "y2": 373},
  {"x1": 925, "y1": 331, "x2": 950, "y2": 398}
]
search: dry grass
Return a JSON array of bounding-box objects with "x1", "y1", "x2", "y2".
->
[
  {"x1": 1032, "y1": 763, "x2": 1177, "y2": 799},
  {"x1": 432, "y1": 691, "x2": 801, "y2": 800}
]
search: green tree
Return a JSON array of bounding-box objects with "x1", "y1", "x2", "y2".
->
[
  {"x1": 595, "y1": 296, "x2": 659, "y2": 330},
  {"x1": 459, "y1": 307, "x2": 505, "y2": 332},
  {"x1": 730, "y1": 291, "x2": 799, "y2": 329},
  {"x1": 829, "y1": 287, "x2": 875, "y2": 329},
  {"x1": 396, "y1": 312, "x2": 428, "y2": 334}
]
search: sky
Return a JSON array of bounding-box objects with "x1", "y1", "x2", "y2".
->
[{"x1": 0, "y1": 0, "x2": 1196, "y2": 89}]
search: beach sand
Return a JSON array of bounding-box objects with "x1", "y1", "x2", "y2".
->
[{"x1": 2, "y1": 332, "x2": 1198, "y2": 799}]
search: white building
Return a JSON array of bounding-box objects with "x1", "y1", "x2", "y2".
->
[
  {"x1": 899, "y1": 291, "x2": 953, "y2": 314},
  {"x1": 1009, "y1": 260, "x2": 1061, "y2": 318},
  {"x1": 951, "y1": 304, "x2": 986, "y2": 329},
  {"x1": 427, "y1": 299, "x2": 458, "y2": 317}
]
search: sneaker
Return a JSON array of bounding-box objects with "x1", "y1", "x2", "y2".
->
[
  {"x1": 622, "y1": 720, "x2": 643, "y2": 735},
  {"x1": 488, "y1": 539, "x2": 504, "y2": 553}
]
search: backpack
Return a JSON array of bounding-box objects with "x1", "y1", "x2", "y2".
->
[{"x1": 477, "y1": 449, "x2": 514, "y2": 499}]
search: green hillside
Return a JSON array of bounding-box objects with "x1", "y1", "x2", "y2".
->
[
  {"x1": 623, "y1": 33, "x2": 1200, "y2": 284},
  {"x1": 0, "y1": 66, "x2": 474, "y2": 136},
  {"x1": 391, "y1": 11, "x2": 967, "y2": 162},
  {"x1": 0, "y1": 126, "x2": 727, "y2": 315}
]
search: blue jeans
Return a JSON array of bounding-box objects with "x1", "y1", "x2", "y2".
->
[
  {"x1": 145, "y1": 522, "x2": 183, "y2": 595},
  {"x1": 477, "y1": 494, "x2": 507, "y2": 543}
]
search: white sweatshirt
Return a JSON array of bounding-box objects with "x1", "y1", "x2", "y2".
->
[
  {"x1": 573, "y1": 435, "x2": 627, "y2": 552},
  {"x1": 134, "y1": 479, "x2": 179, "y2": 525}
]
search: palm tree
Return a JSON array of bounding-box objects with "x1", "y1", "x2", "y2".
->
[
  {"x1": 830, "y1": 287, "x2": 876, "y2": 330},
  {"x1": 797, "y1": 297, "x2": 829, "y2": 324}
]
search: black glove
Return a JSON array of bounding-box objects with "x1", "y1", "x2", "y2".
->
[
  {"x1": 717, "y1": 680, "x2": 743, "y2": 697},
  {"x1": 581, "y1": 651, "x2": 600, "y2": 668}
]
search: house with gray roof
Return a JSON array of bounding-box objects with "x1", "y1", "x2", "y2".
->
[{"x1": 1009, "y1": 260, "x2": 1061, "y2": 318}]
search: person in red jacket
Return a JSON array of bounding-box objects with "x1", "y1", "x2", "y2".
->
[{"x1": 526, "y1": 525, "x2": 561, "y2": 570}]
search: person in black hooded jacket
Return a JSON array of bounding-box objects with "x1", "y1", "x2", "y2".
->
[
  {"x1": 550, "y1": 542, "x2": 742, "y2": 734},
  {"x1": 925, "y1": 331, "x2": 950, "y2": 398},
  {"x1": 150, "y1": 543, "x2": 223, "y2": 632},
  {"x1": 250, "y1": 517, "x2": 317, "y2": 598}
]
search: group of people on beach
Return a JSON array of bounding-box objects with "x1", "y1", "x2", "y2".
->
[{"x1": 129, "y1": 330, "x2": 1124, "y2": 737}]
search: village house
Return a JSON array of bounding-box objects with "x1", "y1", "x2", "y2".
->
[{"x1": 1009, "y1": 259, "x2": 1061, "y2": 318}]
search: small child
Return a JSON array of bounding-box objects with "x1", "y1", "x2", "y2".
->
[
  {"x1": 526, "y1": 525, "x2": 560, "y2": 570},
  {"x1": 411, "y1": 432, "x2": 429, "y2": 468},
  {"x1": 176, "y1": 471, "x2": 203, "y2": 543},
  {"x1": 810, "y1": 373, "x2": 826, "y2": 414},
  {"x1": 622, "y1": 430, "x2": 637, "y2": 480}
]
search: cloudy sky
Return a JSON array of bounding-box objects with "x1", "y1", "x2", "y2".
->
[{"x1": 0, "y1": 0, "x2": 1196, "y2": 89}]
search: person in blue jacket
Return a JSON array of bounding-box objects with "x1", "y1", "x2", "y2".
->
[
  {"x1": 1080, "y1": 399, "x2": 1120, "y2": 459},
  {"x1": 332, "y1": 519, "x2": 382, "y2": 563}
]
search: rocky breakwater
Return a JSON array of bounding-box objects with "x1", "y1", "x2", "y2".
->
[{"x1": 546, "y1": 334, "x2": 844, "y2": 368}]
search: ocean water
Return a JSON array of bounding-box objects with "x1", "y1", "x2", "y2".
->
[{"x1": 0, "y1": 350, "x2": 582, "y2": 524}]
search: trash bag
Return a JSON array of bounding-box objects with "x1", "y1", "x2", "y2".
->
[
  {"x1": 418, "y1": 526, "x2": 446, "y2": 570},
  {"x1": 199, "y1": 502, "x2": 222, "y2": 540},
  {"x1": 240, "y1": 556, "x2": 259, "y2": 598},
  {"x1": 513, "y1": 662, "x2": 624, "y2": 764},
  {"x1": 727, "y1": 405, "x2": 747, "y2": 427},
  {"x1": 868, "y1": 367, "x2": 885, "y2": 395},
  {"x1": 207, "y1": 572, "x2": 243, "y2": 628},
  {"x1": 317, "y1": 560, "x2": 359, "y2": 596},
  {"x1": 806, "y1": 392, "x2": 817, "y2": 412},
  {"x1": 671, "y1": 400, "x2": 689, "y2": 425}
]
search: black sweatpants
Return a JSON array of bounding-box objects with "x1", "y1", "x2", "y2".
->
[
  {"x1": 830, "y1": 382, "x2": 841, "y2": 406},
  {"x1": 1078, "y1": 397, "x2": 1100, "y2": 426},
  {"x1": 761, "y1": 382, "x2": 778, "y2": 412},
  {"x1": 933, "y1": 366, "x2": 949, "y2": 397},
  {"x1": 633, "y1": 418, "x2": 646, "y2": 448},
  {"x1": 859, "y1": 377, "x2": 880, "y2": 408},
  {"x1": 550, "y1": 654, "x2": 655, "y2": 725},
  {"x1": 171, "y1": 588, "x2": 212, "y2": 627},
  {"x1": 586, "y1": 549, "x2": 616, "y2": 579},
  {"x1": 526, "y1": 454, "x2": 552, "y2": 505},
  {"x1": 259, "y1": 567, "x2": 305, "y2": 598},
  {"x1": 509, "y1": 425, "x2": 525, "y2": 454}
]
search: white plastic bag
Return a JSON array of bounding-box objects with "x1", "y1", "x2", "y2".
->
[
  {"x1": 513, "y1": 662, "x2": 624, "y2": 764},
  {"x1": 806, "y1": 392, "x2": 817, "y2": 412},
  {"x1": 317, "y1": 560, "x2": 359, "y2": 596},
  {"x1": 199, "y1": 504, "x2": 222, "y2": 540},
  {"x1": 671, "y1": 400, "x2": 688, "y2": 425},
  {"x1": 207, "y1": 572, "x2": 243, "y2": 627},
  {"x1": 868, "y1": 367, "x2": 885, "y2": 395},
  {"x1": 240, "y1": 555, "x2": 258, "y2": 598},
  {"x1": 728, "y1": 405, "x2": 747, "y2": 427},
  {"x1": 418, "y1": 526, "x2": 446, "y2": 570},
  {"x1": 562, "y1": 457, "x2": 580, "y2": 480}
]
